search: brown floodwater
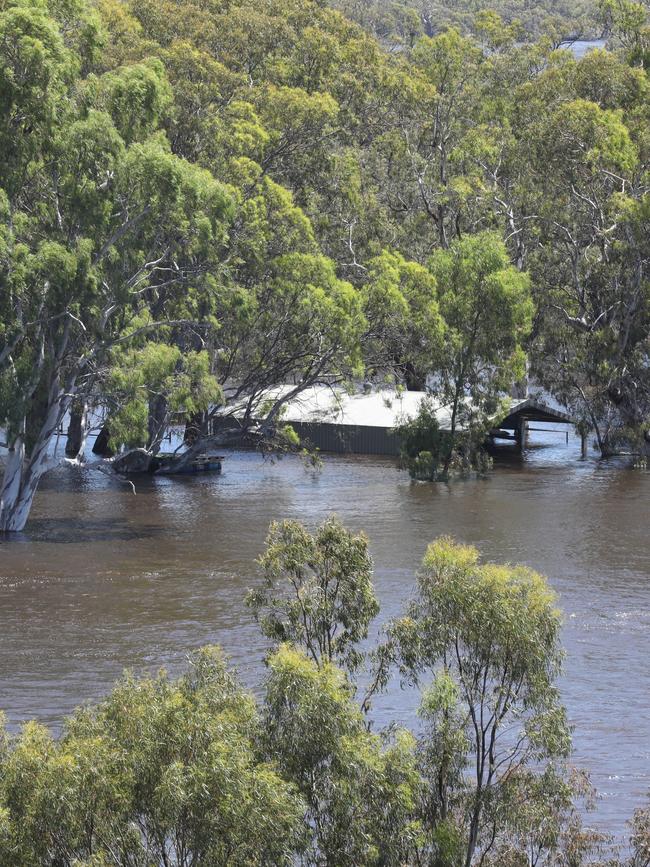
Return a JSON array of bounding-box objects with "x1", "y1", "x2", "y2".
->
[{"x1": 0, "y1": 428, "x2": 649, "y2": 837}]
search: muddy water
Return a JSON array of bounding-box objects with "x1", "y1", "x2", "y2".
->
[{"x1": 0, "y1": 429, "x2": 649, "y2": 836}]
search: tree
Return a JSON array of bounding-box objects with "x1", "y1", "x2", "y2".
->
[
  {"x1": 262, "y1": 644, "x2": 421, "y2": 867},
  {"x1": 599, "y1": 0, "x2": 649, "y2": 67},
  {"x1": 334, "y1": 0, "x2": 602, "y2": 45},
  {"x1": 504, "y1": 48, "x2": 649, "y2": 457},
  {"x1": 361, "y1": 250, "x2": 445, "y2": 389},
  {"x1": 428, "y1": 232, "x2": 532, "y2": 474},
  {"x1": 629, "y1": 804, "x2": 650, "y2": 867},
  {"x1": 0, "y1": 1, "x2": 233, "y2": 530},
  {"x1": 211, "y1": 251, "x2": 366, "y2": 447},
  {"x1": 394, "y1": 396, "x2": 460, "y2": 481},
  {"x1": 247, "y1": 516, "x2": 379, "y2": 674},
  {"x1": 104, "y1": 340, "x2": 221, "y2": 454},
  {"x1": 388, "y1": 536, "x2": 571, "y2": 867},
  {"x1": 0, "y1": 646, "x2": 304, "y2": 866},
  {"x1": 3, "y1": 0, "x2": 393, "y2": 530}
]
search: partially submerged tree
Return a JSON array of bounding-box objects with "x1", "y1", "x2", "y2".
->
[
  {"x1": 501, "y1": 45, "x2": 650, "y2": 458},
  {"x1": 428, "y1": 233, "x2": 533, "y2": 475},
  {"x1": 0, "y1": 0, "x2": 374, "y2": 532},
  {"x1": 247, "y1": 516, "x2": 379, "y2": 673},
  {"x1": 104, "y1": 338, "x2": 221, "y2": 455},
  {"x1": 0, "y1": 4, "x2": 232, "y2": 530},
  {"x1": 394, "y1": 396, "x2": 493, "y2": 481}
]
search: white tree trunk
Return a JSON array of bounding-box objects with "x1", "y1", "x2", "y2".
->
[
  {"x1": 0, "y1": 435, "x2": 51, "y2": 533},
  {"x1": 0, "y1": 391, "x2": 72, "y2": 532},
  {"x1": 0, "y1": 438, "x2": 28, "y2": 532},
  {"x1": 0, "y1": 446, "x2": 58, "y2": 533}
]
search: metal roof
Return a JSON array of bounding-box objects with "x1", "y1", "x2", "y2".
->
[{"x1": 225, "y1": 386, "x2": 572, "y2": 432}]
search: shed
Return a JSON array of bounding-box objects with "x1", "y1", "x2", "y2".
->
[{"x1": 217, "y1": 386, "x2": 573, "y2": 457}]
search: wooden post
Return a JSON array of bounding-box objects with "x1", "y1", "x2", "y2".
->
[{"x1": 514, "y1": 417, "x2": 526, "y2": 451}]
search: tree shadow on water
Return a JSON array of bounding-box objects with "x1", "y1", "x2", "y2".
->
[{"x1": 2, "y1": 517, "x2": 166, "y2": 545}]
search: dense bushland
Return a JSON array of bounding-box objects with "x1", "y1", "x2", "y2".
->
[{"x1": 0, "y1": 0, "x2": 648, "y2": 531}]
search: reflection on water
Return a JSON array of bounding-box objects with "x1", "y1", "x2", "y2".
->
[{"x1": 1, "y1": 427, "x2": 649, "y2": 836}]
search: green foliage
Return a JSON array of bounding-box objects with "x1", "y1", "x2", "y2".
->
[
  {"x1": 395, "y1": 397, "x2": 495, "y2": 481},
  {"x1": 0, "y1": 0, "x2": 73, "y2": 191},
  {"x1": 84, "y1": 57, "x2": 174, "y2": 144},
  {"x1": 424, "y1": 233, "x2": 532, "y2": 473},
  {"x1": 389, "y1": 536, "x2": 570, "y2": 865},
  {"x1": 216, "y1": 253, "x2": 366, "y2": 426},
  {"x1": 394, "y1": 397, "x2": 454, "y2": 480},
  {"x1": 0, "y1": 646, "x2": 304, "y2": 866},
  {"x1": 0, "y1": 0, "x2": 239, "y2": 529},
  {"x1": 262, "y1": 644, "x2": 422, "y2": 866},
  {"x1": 362, "y1": 250, "x2": 445, "y2": 386},
  {"x1": 81, "y1": 0, "x2": 648, "y2": 470},
  {"x1": 430, "y1": 233, "x2": 532, "y2": 408},
  {"x1": 599, "y1": 0, "x2": 650, "y2": 66},
  {"x1": 247, "y1": 516, "x2": 379, "y2": 672},
  {"x1": 510, "y1": 41, "x2": 650, "y2": 456},
  {"x1": 106, "y1": 341, "x2": 221, "y2": 449}
]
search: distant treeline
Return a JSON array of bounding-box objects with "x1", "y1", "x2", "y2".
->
[{"x1": 332, "y1": 0, "x2": 603, "y2": 46}]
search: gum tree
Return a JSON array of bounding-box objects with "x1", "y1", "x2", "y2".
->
[
  {"x1": 0, "y1": 2, "x2": 232, "y2": 530},
  {"x1": 428, "y1": 232, "x2": 532, "y2": 475},
  {"x1": 247, "y1": 516, "x2": 379, "y2": 674},
  {"x1": 389, "y1": 537, "x2": 570, "y2": 867},
  {"x1": 0, "y1": 647, "x2": 304, "y2": 865},
  {"x1": 503, "y1": 47, "x2": 650, "y2": 457},
  {"x1": 262, "y1": 644, "x2": 421, "y2": 867}
]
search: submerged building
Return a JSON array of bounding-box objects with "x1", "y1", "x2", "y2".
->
[{"x1": 216, "y1": 385, "x2": 573, "y2": 457}]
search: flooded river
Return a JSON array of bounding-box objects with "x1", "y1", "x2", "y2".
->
[{"x1": 1, "y1": 428, "x2": 649, "y2": 837}]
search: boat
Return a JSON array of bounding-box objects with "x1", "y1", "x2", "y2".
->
[{"x1": 151, "y1": 453, "x2": 224, "y2": 474}]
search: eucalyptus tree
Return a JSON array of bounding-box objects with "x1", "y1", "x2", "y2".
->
[
  {"x1": 0, "y1": 2, "x2": 233, "y2": 530},
  {"x1": 388, "y1": 537, "x2": 571, "y2": 867},
  {"x1": 367, "y1": 28, "x2": 488, "y2": 257},
  {"x1": 334, "y1": 0, "x2": 601, "y2": 45},
  {"x1": 103, "y1": 339, "x2": 221, "y2": 454},
  {"x1": 599, "y1": 0, "x2": 650, "y2": 66},
  {"x1": 428, "y1": 232, "x2": 532, "y2": 474},
  {"x1": 212, "y1": 251, "x2": 366, "y2": 443},
  {"x1": 262, "y1": 644, "x2": 421, "y2": 867},
  {"x1": 504, "y1": 46, "x2": 650, "y2": 456},
  {"x1": 0, "y1": 646, "x2": 305, "y2": 866},
  {"x1": 361, "y1": 249, "x2": 445, "y2": 388},
  {"x1": 247, "y1": 516, "x2": 379, "y2": 674},
  {"x1": 91, "y1": 0, "x2": 376, "y2": 448}
]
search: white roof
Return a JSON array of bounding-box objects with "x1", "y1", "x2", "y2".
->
[
  {"x1": 222, "y1": 385, "x2": 572, "y2": 432},
  {"x1": 226, "y1": 385, "x2": 454, "y2": 429}
]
